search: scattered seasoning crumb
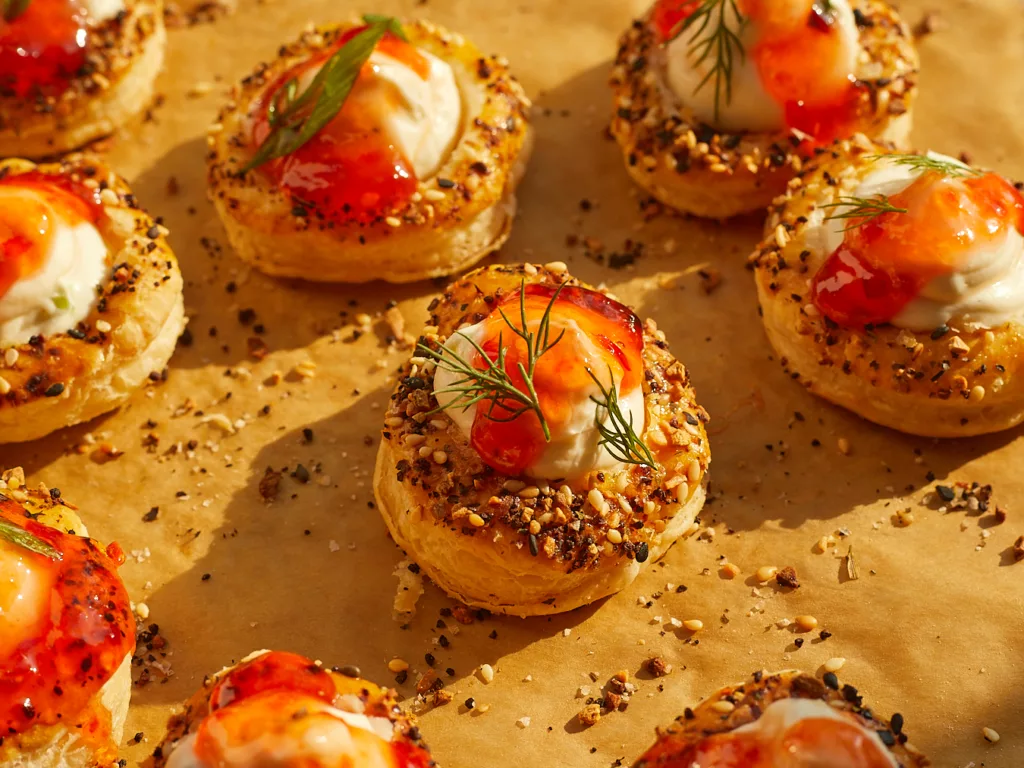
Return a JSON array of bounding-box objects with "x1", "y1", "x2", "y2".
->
[
  {"x1": 577, "y1": 704, "x2": 602, "y2": 727},
  {"x1": 845, "y1": 546, "x2": 859, "y2": 580},
  {"x1": 644, "y1": 657, "x2": 672, "y2": 677},
  {"x1": 516, "y1": 716, "x2": 531, "y2": 729},
  {"x1": 912, "y1": 10, "x2": 945, "y2": 37},
  {"x1": 259, "y1": 467, "x2": 282, "y2": 501},
  {"x1": 775, "y1": 566, "x2": 800, "y2": 589},
  {"x1": 837, "y1": 437, "x2": 851, "y2": 455},
  {"x1": 142, "y1": 507, "x2": 160, "y2": 522},
  {"x1": 1013, "y1": 535, "x2": 1024, "y2": 563},
  {"x1": 895, "y1": 508, "x2": 915, "y2": 526}
]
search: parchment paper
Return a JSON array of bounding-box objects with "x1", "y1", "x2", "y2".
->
[{"x1": 3, "y1": 1, "x2": 1024, "y2": 766}]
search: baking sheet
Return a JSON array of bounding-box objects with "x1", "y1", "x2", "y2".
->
[{"x1": 3, "y1": 1, "x2": 1024, "y2": 765}]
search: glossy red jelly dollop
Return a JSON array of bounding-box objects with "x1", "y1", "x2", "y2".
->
[
  {"x1": 0, "y1": 496, "x2": 135, "y2": 757},
  {"x1": 0, "y1": 170, "x2": 105, "y2": 300},
  {"x1": 635, "y1": 715, "x2": 896, "y2": 767},
  {"x1": 652, "y1": 0, "x2": 861, "y2": 143},
  {"x1": 812, "y1": 170, "x2": 1024, "y2": 327},
  {"x1": 0, "y1": 0, "x2": 89, "y2": 98},
  {"x1": 195, "y1": 651, "x2": 434, "y2": 768},
  {"x1": 251, "y1": 28, "x2": 431, "y2": 225},
  {"x1": 465, "y1": 284, "x2": 644, "y2": 477}
]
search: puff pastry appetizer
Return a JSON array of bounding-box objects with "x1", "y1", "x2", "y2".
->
[
  {"x1": 752, "y1": 140, "x2": 1024, "y2": 436},
  {"x1": 633, "y1": 670, "x2": 929, "y2": 767},
  {"x1": 0, "y1": 155, "x2": 185, "y2": 444},
  {"x1": 610, "y1": 0, "x2": 918, "y2": 218},
  {"x1": 0, "y1": 467, "x2": 135, "y2": 768},
  {"x1": 153, "y1": 650, "x2": 434, "y2": 768},
  {"x1": 0, "y1": 0, "x2": 165, "y2": 158},
  {"x1": 374, "y1": 263, "x2": 710, "y2": 617},
  {"x1": 208, "y1": 16, "x2": 531, "y2": 283}
]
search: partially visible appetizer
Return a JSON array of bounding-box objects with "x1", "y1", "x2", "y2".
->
[
  {"x1": 0, "y1": 155, "x2": 185, "y2": 444},
  {"x1": 374, "y1": 263, "x2": 710, "y2": 617},
  {"x1": 0, "y1": 0, "x2": 165, "y2": 158},
  {"x1": 208, "y1": 16, "x2": 532, "y2": 283},
  {"x1": 153, "y1": 650, "x2": 434, "y2": 768},
  {"x1": 633, "y1": 670, "x2": 929, "y2": 767},
  {"x1": 610, "y1": 0, "x2": 918, "y2": 218},
  {"x1": 752, "y1": 140, "x2": 1024, "y2": 436},
  {"x1": 0, "y1": 467, "x2": 135, "y2": 767}
]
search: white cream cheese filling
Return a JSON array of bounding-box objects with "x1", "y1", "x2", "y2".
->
[
  {"x1": 0, "y1": 187, "x2": 107, "y2": 345},
  {"x1": 664, "y1": 0, "x2": 859, "y2": 133}
]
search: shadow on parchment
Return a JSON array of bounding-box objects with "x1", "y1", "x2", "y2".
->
[{"x1": 133, "y1": 380, "x2": 603, "y2": 716}]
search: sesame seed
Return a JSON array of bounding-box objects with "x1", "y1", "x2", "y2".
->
[
  {"x1": 424, "y1": 189, "x2": 446, "y2": 201},
  {"x1": 0, "y1": 376, "x2": 11, "y2": 395},
  {"x1": 983, "y1": 727, "x2": 1000, "y2": 743},
  {"x1": 385, "y1": 216, "x2": 402, "y2": 227},
  {"x1": 432, "y1": 451, "x2": 447, "y2": 465},
  {"x1": 824, "y1": 657, "x2": 846, "y2": 672},
  {"x1": 711, "y1": 700, "x2": 735, "y2": 714},
  {"x1": 795, "y1": 615, "x2": 819, "y2": 632},
  {"x1": 720, "y1": 562, "x2": 741, "y2": 579},
  {"x1": 755, "y1": 566, "x2": 778, "y2": 583},
  {"x1": 477, "y1": 663, "x2": 495, "y2": 683},
  {"x1": 683, "y1": 619, "x2": 704, "y2": 632},
  {"x1": 468, "y1": 513, "x2": 486, "y2": 528},
  {"x1": 387, "y1": 658, "x2": 409, "y2": 673},
  {"x1": 404, "y1": 434, "x2": 426, "y2": 447},
  {"x1": 96, "y1": 320, "x2": 112, "y2": 333},
  {"x1": 545, "y1": 261, "x2": 568, "y2": 273},
  {"x1": 385, "y1": 416, "x2": 404, "y2": 427},
  {"x1": 606, "y1": 529, "x2": 623, "y2": 544},
  {"x1": 3, "y1": 348, "x2": 17, "y2": 366}
]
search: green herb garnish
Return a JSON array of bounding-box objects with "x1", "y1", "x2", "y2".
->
[
  {"x1": 419, "y1": 282, "x2": 567, "y2": 442},
  {"x1": 242, "y1": 15, "x2": 406, "y2": 173},
  {"x1": 867, "y1": 153, "x2": 982, "y2": 179},
  {"x1": 2, "y1": 0, "x2": 32, "y2": 22},
  {"x1": 52, "y1": 294, "x2": 70, "y2": 311},
  {"x1": 0, "y1": 517, "x2": 60, "y2": 560},
  {"x1": 823, "y1": 194, "x2": 908, "y2": 231},
  {"x1": 588, "y1": 366, "x2": 657, "y2": 469},
  {"x1": 667, "y1": 0, "x2": 746, "y2": 123}
]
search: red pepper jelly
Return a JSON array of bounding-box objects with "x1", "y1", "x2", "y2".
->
[
  {"x1": 250, "y1": 29, "x2": 431, "y2": 226},
  {"x1": 464, "y1": 284, "x2": 644, "y2": 477},
  {"x1": 0, "y1": 0, "x2": 89, "y2": 98},
  {"x1": 193, "y1": 651, "x2": 434, "y2": 768},
  {"x1": 636, "y1": 714, "x2": 897, "y2": 767},
  {"x1": 0, "y1": 496, "x2": 134, "y2": 756},
  {"x1": 812, "y1": 170, "x2": 1024, "y2": 327},
  {"x1": 653, "y1": 0, "x2": 861, "y2": 143},
  {"x1": 0, "y1": 170, "x2": 105, "y2": 300}
]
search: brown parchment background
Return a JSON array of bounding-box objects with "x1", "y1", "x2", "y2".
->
[{"x1": 3, "y1": 0, "x2": 1024, "y2": 765}]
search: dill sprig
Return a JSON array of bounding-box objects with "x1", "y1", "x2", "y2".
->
[
  {"x1": 867, "y1": 153, "x2": 982, "y2": 179},
  {"x1": 418, "y1": 282, "x2": 568, "y2": 441},
  {"x1": 669, "y1": 0, "x2": 746, "y2": 123},
  {"x1": 243, "y1": 15, "x2": 406, "y2": 172},
  {"x1": 0, "y1": 517, "x2": 60, "y2": 560},
  {"x1": 823, "y1": 194, "x2": 908, "y2": 231},
  {"x1": 588, "y1": 367, "x2": 657, "y2": 469}
]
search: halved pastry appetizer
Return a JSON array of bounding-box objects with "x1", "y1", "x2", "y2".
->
[
  {"x1": 374, "y1": 263, "x2": 710, "y2": 617},
  {"x1": 610, "y1": 0, "x2": 918, "y2": 218},
  {"x1": 207, "y1": 16, "x2": 531, "y2": 283},
  {"x1": 633, "y1": 670, "x2": 928, "y2": 767},
  {"x1": 0, "y1": 467, "x2": 135, "y2": 767},
  {"x1": 751, "y1": 140, "x2": 1024, "y2": 436},
  {"x1": 0, "y1": 0, "x2": 166, "y2": 158},
  {"x1": 0, "y1": 155, "x2": 185, "y2": 444},
  {"x1": 153, "y1": 650, "x2": 434, "y2": 768}
]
